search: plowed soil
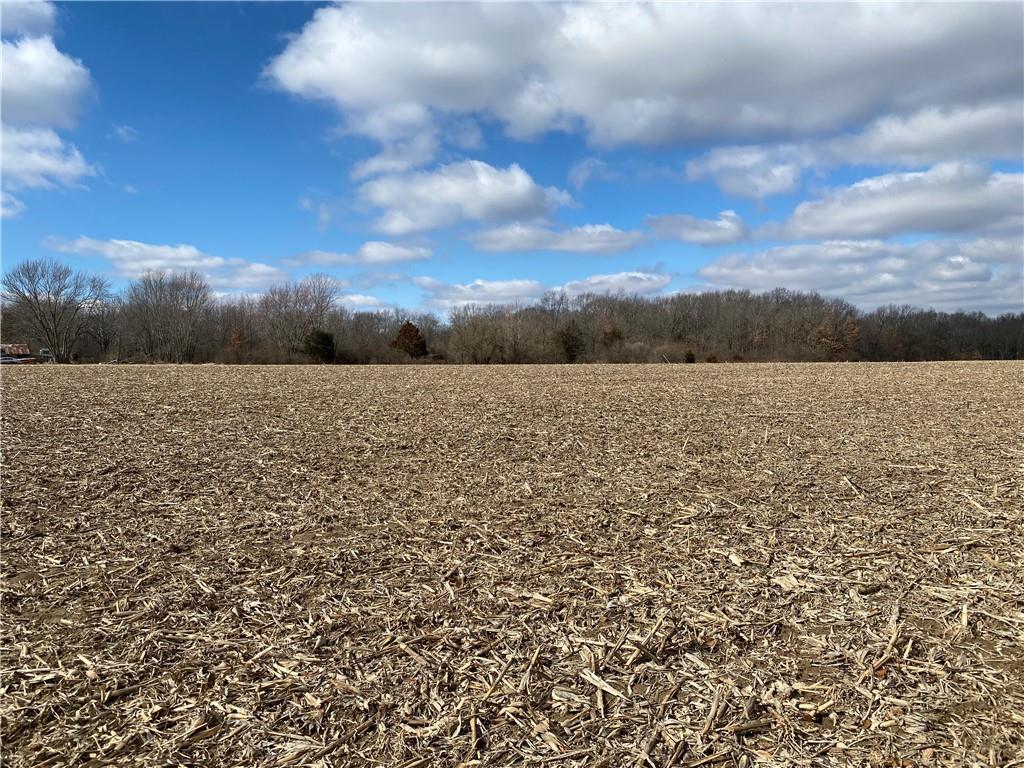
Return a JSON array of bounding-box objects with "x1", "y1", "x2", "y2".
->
[{"x1": 2, "y1": 362, "x2": 1022, "y2": 767}]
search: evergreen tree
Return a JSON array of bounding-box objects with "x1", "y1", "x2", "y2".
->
[{"x1": 392, "y1": 321, "x2": 428, "y2": 358}]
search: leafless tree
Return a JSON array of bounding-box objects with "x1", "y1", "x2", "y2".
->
[
  {"x1": 258, "y1": 274, "x2": 340, "y2": 359},
  {"x1": 83, "y1": 294, "x2": 123, "y2": 360},
  {"x1": 123, "y1": 271, "x2": 212, "y2": 362},
  {"x1": 3, "y1": 256, "x2": 1021, "y2": 364},
  {"x1": 1, "y1": 258, "x2": 110, "y2": 362}
]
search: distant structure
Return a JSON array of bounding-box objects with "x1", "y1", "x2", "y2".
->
[
  {"x1": 0, "y1": 343, "x2": 54, "y2": 363},
  {"x1": 1, "y1": 343, "x2": 32, "y2": 357}
]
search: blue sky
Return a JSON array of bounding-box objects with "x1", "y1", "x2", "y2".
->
[{"x1": 2, "y1": 1, "x2": 1022, "y2": 314}]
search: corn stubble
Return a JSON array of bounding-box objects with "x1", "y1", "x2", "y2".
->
[{"x1": 2, "y1": 362, "x2": 1022, "y2": 767}]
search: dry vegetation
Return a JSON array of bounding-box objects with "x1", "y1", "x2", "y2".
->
[{"x1": 2, "y1": 362, "x2": 1023, "y2": 767}]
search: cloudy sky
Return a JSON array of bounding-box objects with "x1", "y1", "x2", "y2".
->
[{"x1": 2, "y1": 1, "x2": 1022, "y2": 313}]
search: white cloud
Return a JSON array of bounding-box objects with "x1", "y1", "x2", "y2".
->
[
  {"x1": 1, "y1": 0, "x2": 56, "y2": 38},
  {"x1": 350, "y1": 134, "x2": 438, "y2": 180},
  {"x1": 568, "y1": 158, "x2": 618, "y2": 190},
  {"x1": 770, "y1": 163, "x2": 1023, "y2": 240},
  {"x1": 1, "y1": 10, "x2": 95, "y2": 215},
  {"x1": 298, "y1": 196, "x2": 335, "y2": 231},
  {"x1": 47, "y1": 236, "x2": 288, "y2": 290},
  {"x1": 1, "y1": 124, "x2": 94, "y2": 188},
  {"x1": 830, "y1": 101, "x2": 1024, "y2": 168},
  {"x1": 265, "y1": 4, "x2": 553, "y2": 171},
  {"x1": 360, "y1": 160, "x2": 570, "y2": 235},
  {"x1": 113, "y1": 124, "x2": 139, "y2": 143},
  {"x1": 347, "y1": 104, "x2": 439, "y2": 179},
  {"x1": 344, "y1": 241, "x2": 430, "y2": 265},
  {"x1": 559, "y1": 270, "x2": 671, "y2": 297},
  {"x1": 697, "y1": 238, "x2": 1023, "y2": 315},
  {"x1": 285, "y1": 242, "x2": 431, "y2": 267},
  {"x1": 647, "y1": 210, "x2": 748, "y2": 245},
  {"x1": 412, "y1": 275, "x2": 548, "y2": 310},
  {"x1": 956, "y1": 238, "x2": 1024, "y2": 266},
  {"x1": 51, "y1": 236, "x2": 233, "y2": 273},
  {"x1": 338, "y1": 293, "x2": 387, "y2": 309},
  {"x1": 209, "y1": 262, "x2": 288, "y2": 291},
  {"x1": 267, "y1": 3, "x2": 1022, "y2": 164},
  {"x1": 1, "y1": 190, "x2": 25, "y2": 218},
  {"x1": 473, "y1": 222, "x2": 643, "y2": 254},
  {"x1": 413, "y1": 269, "x2": 672, "y2": 309},
  {"x1": 686, "y1": 146, "x2": 805, "y2": 200},
  {"x1": 1, "y1": 34, "x2": 90, "y2": 128},
  {"x1": 688, "y1": 101, "x2": 1024, "y2": 199}
]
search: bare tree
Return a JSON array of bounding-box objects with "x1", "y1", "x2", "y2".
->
[
  {"x1": 1, "y1": 258, "x2": 110, "y2": 362},
  {"x1": 123, "y1": 271, "x2": 212, "y2": 362},
  {"x1": 83, "y1": 294, "x2": 123, "y2": 360},
  {"x1": 258, "y1": 274, "x2": 339, "y2": 359},
  {"x1": 5, "y1": 256, "x2": 1022, "y2": 364}
]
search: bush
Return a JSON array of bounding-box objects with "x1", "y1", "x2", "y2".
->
[
  {"x1": 601, "y1": 324, "x2": 624, "y2": 348},
  {"x1": 684, "y1": 350, "x2": 696, "y2": 364},
  {"x1": 557, "y1": 320, "x2": 586, "y2": 363},
  {"x1": 304, "y1": 329, "x2": 336, "y2": 363},
  {"x1": 392, "y1": 321, "x2": 428, "y2": 359},
  {"x1": 705, "y1": 354, "x2": 719, "y2": 363}
]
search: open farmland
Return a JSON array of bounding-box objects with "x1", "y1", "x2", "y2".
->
[{"x1": 1, "y1": 362, "x2": 1022, "y2": 767}]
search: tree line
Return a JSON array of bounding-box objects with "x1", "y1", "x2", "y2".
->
[{"x1": 2, "y1": 258, "x2": 1021, "y2": 364}]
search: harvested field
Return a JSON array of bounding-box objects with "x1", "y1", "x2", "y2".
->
[{"x1": 2, "y1": 362, "x2": 1023, "y2": 767}]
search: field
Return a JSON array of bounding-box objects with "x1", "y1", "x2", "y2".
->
[{"x1": 2, "y1": 362, "x2": 1022, "y2": 767}]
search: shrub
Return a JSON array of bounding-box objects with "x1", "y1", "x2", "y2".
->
[
  {"x1": 684, "y1": 350, "x2": 696, "y2": 364},
  {"x1": 304, "y1": 329, "x2": 336, "y2": 364},
  {"x1": 601, "y1": 324, "x2": 625, "y2": 348},
  {"x1": 557, "y1": 320, "x2": 586, "y2": 363},
  {"x1": 705, "y1": 354, "x2": 719, "y2": 363}
]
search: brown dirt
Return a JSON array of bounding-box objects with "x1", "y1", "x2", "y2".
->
[{"x1": 2, "y1": 362, "x2": 1022, "y2": 767}]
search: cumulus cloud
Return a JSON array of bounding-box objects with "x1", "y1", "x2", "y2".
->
[
  {"x1": 360, "y1": 160, "x2": 571, "y2": 235},
  {"x1": 769, "y1": 163, "x2": 1023, "y2": 240},
  {"x1": 1, "y1": 124, "x2": 94, "y2": 188},
  {"x1": 267, "y1": 2, "x2": 1022, "y2": 169},
  {"x1": 1, "y1": 0, "x2": 56, "y2": 37},
  {"x1": 831, "y1": 101, "x2": 1024, "y2": 168},
  {"x1": 1, "y1": 34, "x2": 90, "y2": 128},
  {"x1": 559, "y1": 270, "x2": 671, "y2": 297},
  {"x1": 413, "y1": 275, "x2": 548, "y2": 310},
  {"x1": 688, "y1": 101, "x2": 1024, "y2": 199},
  {"x1": 285, "y1": 242, "x2": 431, "y2": 267},
  {"x1": 647, "y1": 210, "x2": 748, "y2": 245},
  {"x1": 473, "y1": 223, "x2": 643, "y2": 254},
  {"x1": 697, "y1": 238, "x2": 1023, "y2": 315},
  {"x1": 2, "y1": 5, "x2": 95, "y2": 215},
  {"x1": 347, "y1": 104, "x2": 439, "y2": 179},
  {"x1": 686, "y1": 146, "x2": 805, "y2": 200},
  {"x1": 48, "y1": 236, "x2": 287, "y2": 290},
  {"x1": 265, "y1": 3, "x2": 554, "y2": 171}
]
